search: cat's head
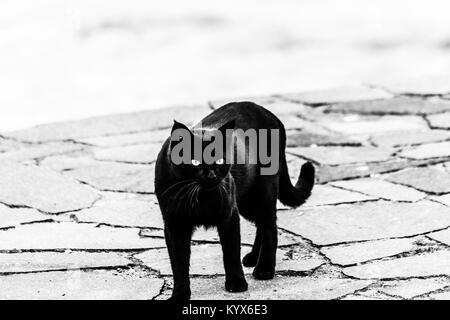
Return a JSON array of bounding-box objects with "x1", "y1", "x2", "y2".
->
[{"x1": 168, "y1": 119, "x2": 235, "y2": 188}]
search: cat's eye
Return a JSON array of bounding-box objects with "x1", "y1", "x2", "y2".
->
[
  {"x1": 215, "y1": 158, "x2": 224, "y2": 165},
  {"x1": 191, "y1": 159, "x2": 201, "y2": 166}
]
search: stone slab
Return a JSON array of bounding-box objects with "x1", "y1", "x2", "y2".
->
[
  {"x1": 0, "y1": 142, "x2": 85, "y2": 162},
  {"x1": 279, "y1": 86, "x2": 392, "y2": 105},
  {"x1": 0, "y1": 161, "x2": 100, "y2": 214},
  {"x1": 344, "y1": 250, "x2": 450, "y2": 279},
  {"x1": 319, "y1": 115, "x2": 427, "y2": 135},
  {"x1": 64, "y1": 161, "x2": 155, "y2": 194},
  {"x1": 321, "y1": 238, "x2": 417, "y2": 266},
  {"x1": 0, "y1": 222, "x2": 166, "y2": 251},
  {"x1": 77, "y1": 129, "x2": 169, "y2": 147},
  {"x1": 287, "y1": 129, "x2": 361, "y2": 147},
  {"x1": 370, "y1": 130, "x2": 450, "y2": 147},
  {"x1": 427, "y1": 112, "x2": 450, "y2": 130},
  {"x1": 278, "y1": 201, "x2": 450, "y2": 246},
  {"x1": 2, "y1": 104, "x2": 211, "y2": 143},
  {"x1": 187, "y1": 276, "x2": 372, "y2": 300},
  {"x1": 429, "y1": 194, "x2": 450, "y2": 206},
  {"x1": 400, "y1": 141, "x2": 450, "y2": 159},
  {"x1": 39, "y1": 155, "x2": 98, "y2": 171},
  {"x1": 428, "y1": 229, "x2": 450, "y2": 246},
  {"x1": 387, "y1": 167, "x2": 450, "y2": 194},
  {"x1": 380, "y1": 278, "x2": 448, "y2": 299},
  {"x1": 302, "y1": 185, "x2": 376, "y2": 207},
  {"x1": 374, "y1": 75, "x2": 450, "y2": 95},
  {"x1": 288, "y1": 146, "x2": 393, "y2": 165},
  {"x1": 0, "y1": 204, "x2": 48, "y2": 229},
  {"x1": 330, "y1": 178, "x2": 426, "y2": 202},
  {"x1": 136, "y1": 244, "x2": 324, "y2": 276},
  {"x1": 74, "y1": 193, "x2": 163, "y2": 228},
  {"x1": 0, "y1": 268, "x2": 163, "y2": 300},
  {"x1": 329, "y1": 97, "x2": 450, "y2": 115},
  {"x1": 93, "y1": 143, "x2": 161, "y2": 164},
  {"x1": 0, "y1": 251, "x2": 132, "y2": 273},
  {"x1": 317, "y1": 158, "x2": 432, "y2": 183}
]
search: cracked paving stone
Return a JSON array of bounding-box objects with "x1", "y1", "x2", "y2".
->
[
  {"x1": 429, "y1": 194, "x2": 450, "y2": 206},
  {"x1": 287, "y1": 129, "x2": 361, "y2": 148},
  {"x1": 339, "y1": 294, "x2": 387, "y2": 300},
  {"x1": 0, "y1": 161, "x2": 100, "y2": 214},
  {"x1": 427, "y1": 112, "x2": 450, "y2": 130},
  {"x1": 77, "y1": 129, "x2": 169, "y2": 147},
  {"x1": 39, "y1": 155, "x2": 98, "y2": 171},
  {"x1": 373, "y1": 75, "x2": 450, "y2": 95},
  {"x1": 317, "y1": 158, "x2": 433, "y2": 183},
  {"x1": 288, "y1": 146, "x2": 393, "y2": 165},
  {"x1": 380, "y1": 278, "x2": 449, "y2": 299},
  {"x1": 93, "y1": 143, "x2": 161, "y2": 164},
  {"x1": 343, "y1": 250, "x2": 450, "y2": 279},
  {"x1": 330, "y1": 178, "x2": 427, "y2": 202},
  {"x1": 370, "y1": 130, "x2": 450, "y2": 148},
  {"x1": 2, "y1": 104, "x2": 210, "y2": 143},
  {"x1": 425, "y1": 290, "x2": 450, "y2": 300},
  {"x1": 319, "y1": 115, "x2": 428, "y2": 135},
  {"x1": 328, "y1": 97, "x2": 450, "y2": 115},
  {"x1": 73, "y1": 193, "x2": 164, "y2": 228},
  {"x1": 321, "y1": 238, "x2": 417, "y2": 266},
  {"x1": 277, "y1": 114, "x2": 318, "y2": 130},
  {"x1": 0, "y1": 222, "x2": 165, "y2": 251},
  {"x1": 299, "y1": 184, "x2": 376, "y2": 208},
  {"x1": 278, "y1": 201, "x2": 450, "y2": 246},
  {"x1": 0, "y1": 203, "x2": 48, "y2": 229},
  {"x1": 0, "y1": 142, "x2": 85, "y2": 162},
  {"x1": 400, "y1": 141, "x2": 450, "y2": 159},
  {"x1": 428, "y1": 228, "x2": 450, "y2": 247},
  {"x1": 278, "y1": 86, "x2": 392, "y2": 105},
  {"x1": 386, "y1": 167, "x2": 450, "y2": 194},
  {"x1": 186, "y1": 275, "x2": 372, "y2": 300},
  {"x1": 0, "y1": 251, "x2": 132, "y2": 273},
  {"x1": 136, "y1": 244, "x2": 324, "y2": 276},
  {"x1": 0, "y1": 268, "x2": 164, "y2": 299},
  {"x1": 64, "y1": 161, "x2": 154, "y2": 194}
]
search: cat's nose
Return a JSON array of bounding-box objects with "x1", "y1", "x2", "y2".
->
[{"x1": 206, "y1": 170, "x2": 216, "y2": 180}]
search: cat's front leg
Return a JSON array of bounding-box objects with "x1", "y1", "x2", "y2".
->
[
  {"x1": 218, "y1": 210, "x2": 248, "y2": 293},
  {"x1": 164, "y1": 224, "x2": 193, "y2": 300}
]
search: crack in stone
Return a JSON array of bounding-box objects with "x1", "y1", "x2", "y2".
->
[{"x1": 0, "y1": 264, "x2": 137, "y2": 277}]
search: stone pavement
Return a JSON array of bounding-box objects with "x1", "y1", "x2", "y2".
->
[{"x1": 1, "y1": 79, "x2": 450, "y2": 300}]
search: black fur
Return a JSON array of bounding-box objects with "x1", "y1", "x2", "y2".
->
[{"x1": 154, "y1": 102, "x2": 315, "y2": 300}]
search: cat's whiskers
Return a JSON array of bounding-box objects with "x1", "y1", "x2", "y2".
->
[
  {"x1": 170, "y1": 181, "x2": 196, "y2": 201},
  {"x1": 161, "y1": 179, "x2": 196, "y2": 198}
]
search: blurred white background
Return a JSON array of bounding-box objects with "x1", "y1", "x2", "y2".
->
[{"x1": 1, "y1": 0, "x2": 450, "y2": 131}]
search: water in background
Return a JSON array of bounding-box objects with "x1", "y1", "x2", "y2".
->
[{"x1": 1, "y1": 0, "x2": 450, "y2": 131}]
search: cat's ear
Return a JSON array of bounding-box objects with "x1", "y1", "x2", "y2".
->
[
  {"x1": 218, "y1": 120, "x2": 235, "y2": 137},
  {"x1": 171, "y1": 120, "x2": 190, "y2": 134},
  {"x1": 170, "y1": 120, "x2": 192, "y2": 151}
]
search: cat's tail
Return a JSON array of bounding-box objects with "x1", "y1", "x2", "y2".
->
[{"x1": 278, "y1": 157, "x2": 315, "y2": 208}]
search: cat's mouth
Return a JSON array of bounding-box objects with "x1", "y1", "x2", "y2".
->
[{"x1": 199, "y1": 179, "x2": 221, "y2": 190}]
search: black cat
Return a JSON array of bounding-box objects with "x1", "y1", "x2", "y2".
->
[{"x1": 154, "y1": 101, "x2": 315, "y2": 300}]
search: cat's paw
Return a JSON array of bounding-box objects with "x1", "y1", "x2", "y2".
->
[
  {"x1": 225, "y1": 277, "x2": 248, "y2": 293},
  {"x1": 242, "y1": 252, "x2": 258, "y2": 267},
  {"x1": 169, "y1": 290, "x2": 191, "y2": 301},
  {"x1": 253, "y1": 266, "x2": 275, "y2": 280}
]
